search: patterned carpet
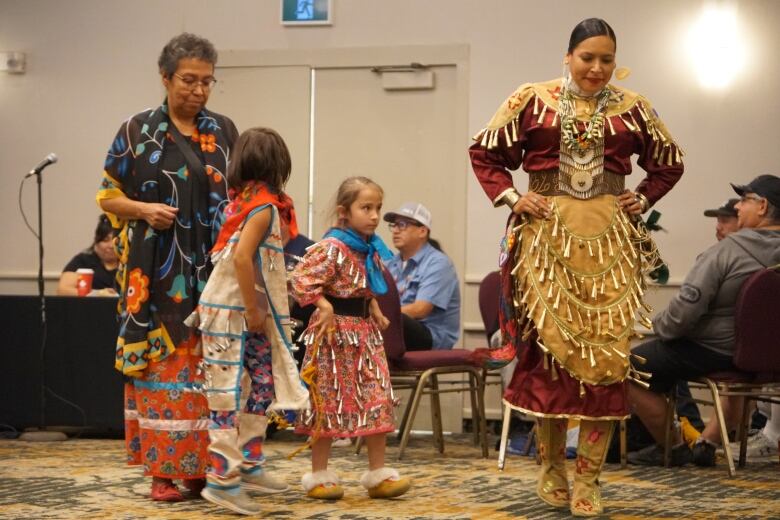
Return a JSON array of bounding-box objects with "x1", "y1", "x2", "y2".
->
[{"x1": 1, "y1": 431, "x2": 779, "y2": 519}]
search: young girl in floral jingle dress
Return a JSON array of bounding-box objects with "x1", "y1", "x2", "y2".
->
[
  {"x1": 291, "y1": 176, "x2": 412, "y2": 500},
  {"x1": 186, "y1": 128, "x2": 309, "y2": 515}
]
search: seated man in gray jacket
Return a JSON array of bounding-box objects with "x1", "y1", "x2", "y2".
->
[{"x1": 627, "y1": 175, "x2": 780, "y2": 467}]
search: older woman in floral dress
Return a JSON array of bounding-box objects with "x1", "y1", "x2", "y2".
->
[{"x1": 97, "y1": 33, "x2": 238, "y2": 502}]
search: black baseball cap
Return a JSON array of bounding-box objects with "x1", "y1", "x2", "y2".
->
[
  {"x1": 703, "y1": 198, "x2": 739, "y2": 218},
  {"x1": 731, "y1": 174, "x2": 780, "y2": 208}
]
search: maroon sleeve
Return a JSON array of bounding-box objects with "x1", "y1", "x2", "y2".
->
[
  {"x1": 469, "y1": 104, "x2": 531, "y2": 204},
  {"x1": 631, "y1": 105, "x2": 684, "y2": 207},
  {"x1": 469, "y1": 144, "x2": 524, "y2": 204}
]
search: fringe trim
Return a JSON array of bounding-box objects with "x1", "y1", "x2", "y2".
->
[
  {"x1": 509, "y1": 198, "x2": 664, "y2": 387},
  {"x1": 472, "y1": 96, "x2": 684, "y2": 168}
]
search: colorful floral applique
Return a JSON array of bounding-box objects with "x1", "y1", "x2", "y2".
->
[
  {"x1": 206, "y1": 165, "x2": 223, "y2": 183},
  {"x1": 104, "y1": 135, "x2": 132, "y2": 177},
  {"x1": 126, "y1": 268, "x2": 150, "y2": 314},
  {"x1": 507, "y1": 92, "x2": 526, "y2": 111},
  {"x1": 200, "y1": 133, "x2": 216, "y2": 153},
  {"x1": 242, "y1": 437, "x2": 264, "y2": 462},
  {"x1": 575, "y1": 454, "x2": 591, "y2": 474},
  {"x1": 209, "y1": 452, "x2": 229, "y2": 476},
  {"x1": 167, "y1": 274, "x2": 188, "y2": 303},
  {"x1": 573, "y1": 498, "x2": 594, "y2": 512},
  {"x1": 586, "y1": 428, "x2": 604, "y2": 444}
]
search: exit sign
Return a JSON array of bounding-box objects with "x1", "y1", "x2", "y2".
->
[{"x1": 281, "y1": 0, "x2": 332, "y2": 25}]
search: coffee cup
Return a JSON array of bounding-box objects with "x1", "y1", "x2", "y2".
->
[{"x1": 76, "y1": 268, "x2": 94, "y2": 296}]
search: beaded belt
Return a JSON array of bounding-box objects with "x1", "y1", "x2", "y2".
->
[
  {"x1": 528, "y1": 169, "x2": 625, "y2": 199},
  {"x1": 325, "y1": 295, "x2": 370, "y2": 318}
]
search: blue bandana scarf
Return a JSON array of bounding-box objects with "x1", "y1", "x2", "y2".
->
[{"x1": 323, "y1": 227, "x2": 393, "y2": 295}]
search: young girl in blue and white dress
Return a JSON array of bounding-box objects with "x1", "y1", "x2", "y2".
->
[
  {"x1": 186, "y1": 127, "x2": 309, "y2": 515},
  {"x1": 291, "y1": 176, "x2": 412, "y2": 500}
]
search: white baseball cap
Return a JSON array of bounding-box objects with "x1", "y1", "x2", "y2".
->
[{"x1": 383, "y1": 202, "x2": 432, "y2": 229}]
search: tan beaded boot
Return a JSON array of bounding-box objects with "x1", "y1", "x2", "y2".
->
[
  {"x1": 570, "y1": 419, "x2": 615, "y2": 517},
  {"x1": 536, "y1": 417, "x2": 570, "y2": 508}
]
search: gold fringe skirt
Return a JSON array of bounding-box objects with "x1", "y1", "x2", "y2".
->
[{"x1": 510, "y1": 194, "x2": 657, "y2": 388}]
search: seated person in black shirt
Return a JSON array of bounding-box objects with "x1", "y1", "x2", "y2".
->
[{"x1": 57, "y1": 215, "x2": 119, "y2": 296}]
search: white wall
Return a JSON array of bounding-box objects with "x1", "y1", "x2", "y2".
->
[{"x1": 2, "y1": 0, "x2": 779, "y2": 294}]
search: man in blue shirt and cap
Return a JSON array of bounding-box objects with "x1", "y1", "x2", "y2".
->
[{"x1": 384, "y1": 202, "x2": 461, "y2": 350}]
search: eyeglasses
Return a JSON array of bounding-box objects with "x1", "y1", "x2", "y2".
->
[
  {"x1": 173, "y1": 73, "x2": 217, "y2": 91},
  {"x1": 388, "y1": 220, "x2": 422, "y2": 231},
  {"x1": 740, "y1": 193, "x2": 765, "y2": 203}
]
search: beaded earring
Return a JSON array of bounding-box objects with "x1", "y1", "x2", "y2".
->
[{"x1": 562, "y1": 61, "x2": 571, "y2": 85}]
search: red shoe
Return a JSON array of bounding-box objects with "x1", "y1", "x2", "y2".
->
[
  {"x1": 151, "y1": 479, "x2": 184, "y2": 502},
  {"x1": 182, "y1": 478, "x2": 206, "y2": 496}
]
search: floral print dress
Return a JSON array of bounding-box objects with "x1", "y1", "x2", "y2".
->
[
  {"x1": 291, "y1": 237, "x2": 396, "y2": 438},
  {"x1": 97, "y1": 101, "x2": 238, "y2": 479}
]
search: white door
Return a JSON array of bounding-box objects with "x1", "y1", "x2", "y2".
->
[
  {"x1": 311, "y1": 65, "x2": 465, "y2": 267},
  {"x1": 208, "y1": 66, "x2": 312, "y2": 230}
]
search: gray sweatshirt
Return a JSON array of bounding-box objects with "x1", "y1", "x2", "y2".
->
[{"x1": 653, "y1": 228, "x2": 780, "y2": 356}]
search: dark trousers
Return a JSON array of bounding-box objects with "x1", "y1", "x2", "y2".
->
[
  {"x1": 634, "y1": 337, "x2": 734, "y2": 432},
  {"x1": 632, "y1": 337, "x2": 735, "y2": 393},
  {"x1": 402, "y1": 314, "x2": 433, "y2": 351}
]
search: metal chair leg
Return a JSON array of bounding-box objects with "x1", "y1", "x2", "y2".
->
[
  {"x1": 705, "y1": 379, "x2": 736, "y2": 477},
  {"x1": 397, "y1": 370, "x2": 431, "y2": 460},
  {"x1": 429, "y1": 375, "x2": 444, "y2": 454},
  {"x1": 476, "y1": 369, "x2": 489, "y2": 458},
  {"x1": 396, "y1": 382, "x2": 415, "y2": 441},
  {"x1": 738, "y1": 396, "x2": 752, "y2": 468},
  {"x1": 497, "y1": 399, "x2": 512, "y2": 471},
  {"x1": 468, "y1": 372, "x2": 479, "y2": 446}
]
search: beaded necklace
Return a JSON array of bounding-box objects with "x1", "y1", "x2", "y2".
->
[{"x1": 559, "y1": 83, "x2": 611, "y2": 156}]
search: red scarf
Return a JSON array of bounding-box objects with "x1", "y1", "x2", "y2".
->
[{"x1": 211, "y1": 181, "x2": 298, "y2": 254}]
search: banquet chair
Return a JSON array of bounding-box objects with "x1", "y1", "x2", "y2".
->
[
  {"x1": 663, "y1": 265, "x2": 780, "y2": 476},
  {"x1": 357, "y1": 269, "x2": 488, "y2": 459},
  {"x1": 478, "y1": 270, "x2": 501, "y2": 343}
]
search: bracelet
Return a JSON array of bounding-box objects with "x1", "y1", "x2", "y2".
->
[
  {"x1": 635, "y1": 192, "x2": 650, "y2": 213},
  {"x1": 500, "y1": 189, "x2": 522, "y2": 210}
]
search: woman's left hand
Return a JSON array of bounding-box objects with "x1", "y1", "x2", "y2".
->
[{"x1": 618, "y1": 190, "x2": 643, "y2": 217}]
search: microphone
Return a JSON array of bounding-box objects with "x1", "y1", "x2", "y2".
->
[{"x1": 25, "y1": 153, "x2": 58, "y2": 178}]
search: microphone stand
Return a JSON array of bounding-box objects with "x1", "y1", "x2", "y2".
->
[{"x1": 19, "y1": 168, "x2": 66, "y2": 441}]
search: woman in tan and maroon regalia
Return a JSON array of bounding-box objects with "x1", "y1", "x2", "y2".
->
[{"x1": 469, "y1": 18, "x2": 683, "y2": 516}]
